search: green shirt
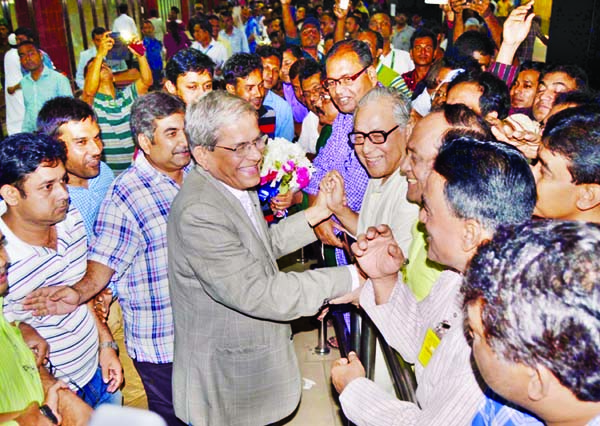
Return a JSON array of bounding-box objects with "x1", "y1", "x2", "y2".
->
[
  {"x1": 403, "y1": 220, "x2": 445, "y2": 301},
  {"x1": 0, "y1": 297, "x2": 44, "y2": 421},
  {"x1": 94, "y1": 84, "x2": 138, "y2": 176}
]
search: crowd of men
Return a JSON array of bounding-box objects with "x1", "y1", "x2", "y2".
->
[{"x1": 2, "y1": 0, "x2": 600, "y2": 425}]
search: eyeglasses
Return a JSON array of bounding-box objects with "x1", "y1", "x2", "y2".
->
[
  {"x1": 348, "y1": 125, "x2": 400, "y2": 145},
  {"x1": 214, "y1": 133, "x2": 268, "y2": 156},
  {"x1": 303, "y1": 86, "x2": 331, "y2": 102},
  {"x1": 322, "y1": 64, "x2": 370, "y2": 90}
]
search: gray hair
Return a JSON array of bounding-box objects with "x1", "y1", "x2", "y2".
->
[
  {"x1": 355, "y1": 86, "x2": 411, "y2": 128},
  {"x1": 130, "y1": 92, "x2": 185, "y2": 146},
  {"x1": 186, "y1": 90, "x2": 257, "y2": 150}
]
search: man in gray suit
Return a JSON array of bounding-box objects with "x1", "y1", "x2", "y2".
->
[{"x1": 168, "y1": 90, "x2": 358, "y2": 425}]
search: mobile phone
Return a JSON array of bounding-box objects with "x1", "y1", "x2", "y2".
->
[
  {"x1": 105, "y1": 32, "x2": 129, "y2": 61},
  {"x1": 339, "y1": 0, "x2": 349, "y2": 10},
  {"x1": 128, "y1": 40, "x2": 146, "y2": 56}
]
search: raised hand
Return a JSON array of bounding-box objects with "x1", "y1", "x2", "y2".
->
[
  {"x1": 352, "y1": 225, "x2": 405, "y2": 280},
  {"x1": 321, "y1": 170, "x2": 347, "y2": 215},
  {"x1": 23, "y1": 286, "x2": 82, "y2": 316},
  {"x1": 468, "y1": 0, "x2": 492, "y2": 17},
  {"x1": 491, "y1": 114, "x2": 542, "y2": 159},
  {"x1": 449, "y1": 0, "x2": 468, "y2": 13},
  {"x1": 502, "y1": 1, "x2": 535, "y2": 46}
]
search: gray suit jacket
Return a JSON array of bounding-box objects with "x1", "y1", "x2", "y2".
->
[{"x1": 168, "y1": 166, "x2": 352, "y2": 426}]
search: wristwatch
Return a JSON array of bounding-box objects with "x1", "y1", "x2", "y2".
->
[
  {"x1": 39, "y1": 404, "x2": 58, "y2": 424},
  {"x1": 99, "y1": 341, "x2": 119, "y2": 352}
]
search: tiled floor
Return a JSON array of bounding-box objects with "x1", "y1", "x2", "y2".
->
[
  {"x1": 285, "y1": 320, "x2": 346, "y2": 426},
  {"x1": 279, "y1": 250, "x2": 347, "y2": 426}
]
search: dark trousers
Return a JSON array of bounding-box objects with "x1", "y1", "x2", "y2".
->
[{"x1": 132, "y1": 360, "x2": 186, "y2": 426}]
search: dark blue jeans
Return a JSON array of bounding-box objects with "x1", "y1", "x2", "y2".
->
[{"x1": 77, "y1": 365, "x2": 122, "y2": 408}]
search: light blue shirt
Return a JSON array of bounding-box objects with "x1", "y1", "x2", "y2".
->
[
  {"x1": 218, "y1": 27, "x2": 249, "y2": 54},
  {"x1": 21, "y1": 65, "x2": 73, "y2": 132},
  {"x1": 264, "y1": 90, "x2": 294, "y2": 141},
  {"x1": 75, "y1": 46, "x2": 127, "y2": 89},
  {"x1": 68, "y1": 161, "x2": 115, "y2": 239}
]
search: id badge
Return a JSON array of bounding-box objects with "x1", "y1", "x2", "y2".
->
[{"x1": 418, "y1": 328, "x2": 441, "y2": 367}]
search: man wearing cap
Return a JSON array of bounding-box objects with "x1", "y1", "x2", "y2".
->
[{"x1": 281, "y1": 0, "x2": 323, "y2": 62}]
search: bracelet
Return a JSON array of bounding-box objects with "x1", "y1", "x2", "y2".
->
[
  {"x1": 99, "y1": 341, "x2": 119, "y2": 352},
  {"x1": 39, "y1": 404, "x2": 58, "y2": 425}
]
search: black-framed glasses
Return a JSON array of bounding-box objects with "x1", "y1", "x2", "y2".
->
[
  {"x1": 348, "y1": 125, "x2": 400, "y2": 146},
  {"x1": 322, "y1": 64, "x2": 370, "y2": 90},
  {"x1": 214, "y1": 134, "x2": 268, "y2": 156}
]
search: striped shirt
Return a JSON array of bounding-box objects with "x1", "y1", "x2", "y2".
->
[
  {"x1": 1, "y1": 207, "x2": 98, "y2": 389},
  {"x1": 94, "y1": 84, "x2": 138, "y2": 176},
  {"x1": 340, "y1": 271, "x2": 485, "y2": 424},
  {"x1": 88, "y1": 153, "x2": 190, "y2": 363}
]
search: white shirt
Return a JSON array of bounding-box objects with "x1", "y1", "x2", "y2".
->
[
  {"x1": 380, "y1": 48, "x2": 414, "y2": 76},
  {"x1": 191, "y1": 39, "x2": 229, "y2": 71},
  {"x1": 4, "y1": 48, "x2": 24, "y2": 135},
  {"x1": 113, "y1": 13, "x2": 139, "y2": 38},
  {"x1": 297, "y1": 111, "x2": 320, "y2": 155}
]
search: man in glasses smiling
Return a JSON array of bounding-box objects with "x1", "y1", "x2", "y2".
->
[
  {"x1": 304, "y1": 39, "x2": 378, "y2": 266},
  {"x1": 166, "y1": 91, "x2": 363, "y2": 426}
]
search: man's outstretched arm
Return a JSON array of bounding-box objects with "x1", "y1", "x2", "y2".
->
[{"x1": 23, "y1": 261, "x2": 115, "y2": 316}]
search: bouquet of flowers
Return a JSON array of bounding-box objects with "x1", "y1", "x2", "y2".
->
[{"x1": 259, "y1": 137, "x2": 314, "y2": 218}]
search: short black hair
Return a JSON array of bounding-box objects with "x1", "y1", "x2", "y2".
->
[
  {"x1": 463, "y1": 220, "x2": 600, "y2": 402},
  {"x1": 223, "y1": 53, "x2": 263, "y2": 86},
  {"x1": 0, "y1": 132, "x2": 66, "y2": 196},
  {"x1": 283, "y1": 45, "x2": 303, "y2": 60},
  {"x1": 450, "y1": 30, "x2": 496, "y2": 61},
  {"x1": 166, "y1": 48, "x2": 215, "y2": 84},
  {"x1": 410, "y1": 27, "x2": 437, "y2": 51},
  {"x1": 540, "y1": 63, "x2": 589, "y2": 91},
  {"x1": 118, "y1": 3, "x2": 128, "y2": 14},
  {"x1": 14, "y1": 27, "x2": 37, "y2": 43},
  {"x1": 91, "y1": 27, "x2": 106, "y2": 38},
  {"x1": 299, "y1": 58, "x2": 323, "y2": 82},
  {"x1": 255, "y1": 45, "x2": 282, "y2": 63},
  {"x1": 325, "y1": 39, "x2": 372, "y2": 69},
  {"x1": 149, "y1": 9, "x2": 159, "y2": 18},
  {"x1": 448, "y1": 70, "x2": 511, "y2": 119},
  {"x1": 189, "y1": 18, "x2": 212, "y2": 36},
  {"x1": 37, "y1": 97, "x2": 98, "y2": 138},
  {"x1": 542, "y1": 104, "x2": 600, "y2": 185},
  {"x1": 433, "y1": 136, "x2": 536, "y2": 231}
]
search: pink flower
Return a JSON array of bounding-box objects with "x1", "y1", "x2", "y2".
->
[
  {"x1": 282, "y1": 160, "x2": 295, "y2": 173},
  {"x1": 296, "y1": 167, "x2": 310, "y2": 189}
]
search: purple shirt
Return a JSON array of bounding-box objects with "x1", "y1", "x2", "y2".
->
[
  {"x1": 305, "y1": 112, "x2": 369, "y2": 264},
  {"x1": 283, "y1": 82, "x2": 309, "y2": 123}
]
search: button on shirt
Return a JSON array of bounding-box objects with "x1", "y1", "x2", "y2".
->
[
  {"x1": 21, "y1": 65, "x2": 73, "y2": 132},
  {"x1": 88, "y1": 153, "x2": 191, "y2": 363}
]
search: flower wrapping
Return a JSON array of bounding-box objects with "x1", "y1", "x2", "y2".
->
[{"x1": 259, "y1": 137, "x2": 314, "y2": 203}]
